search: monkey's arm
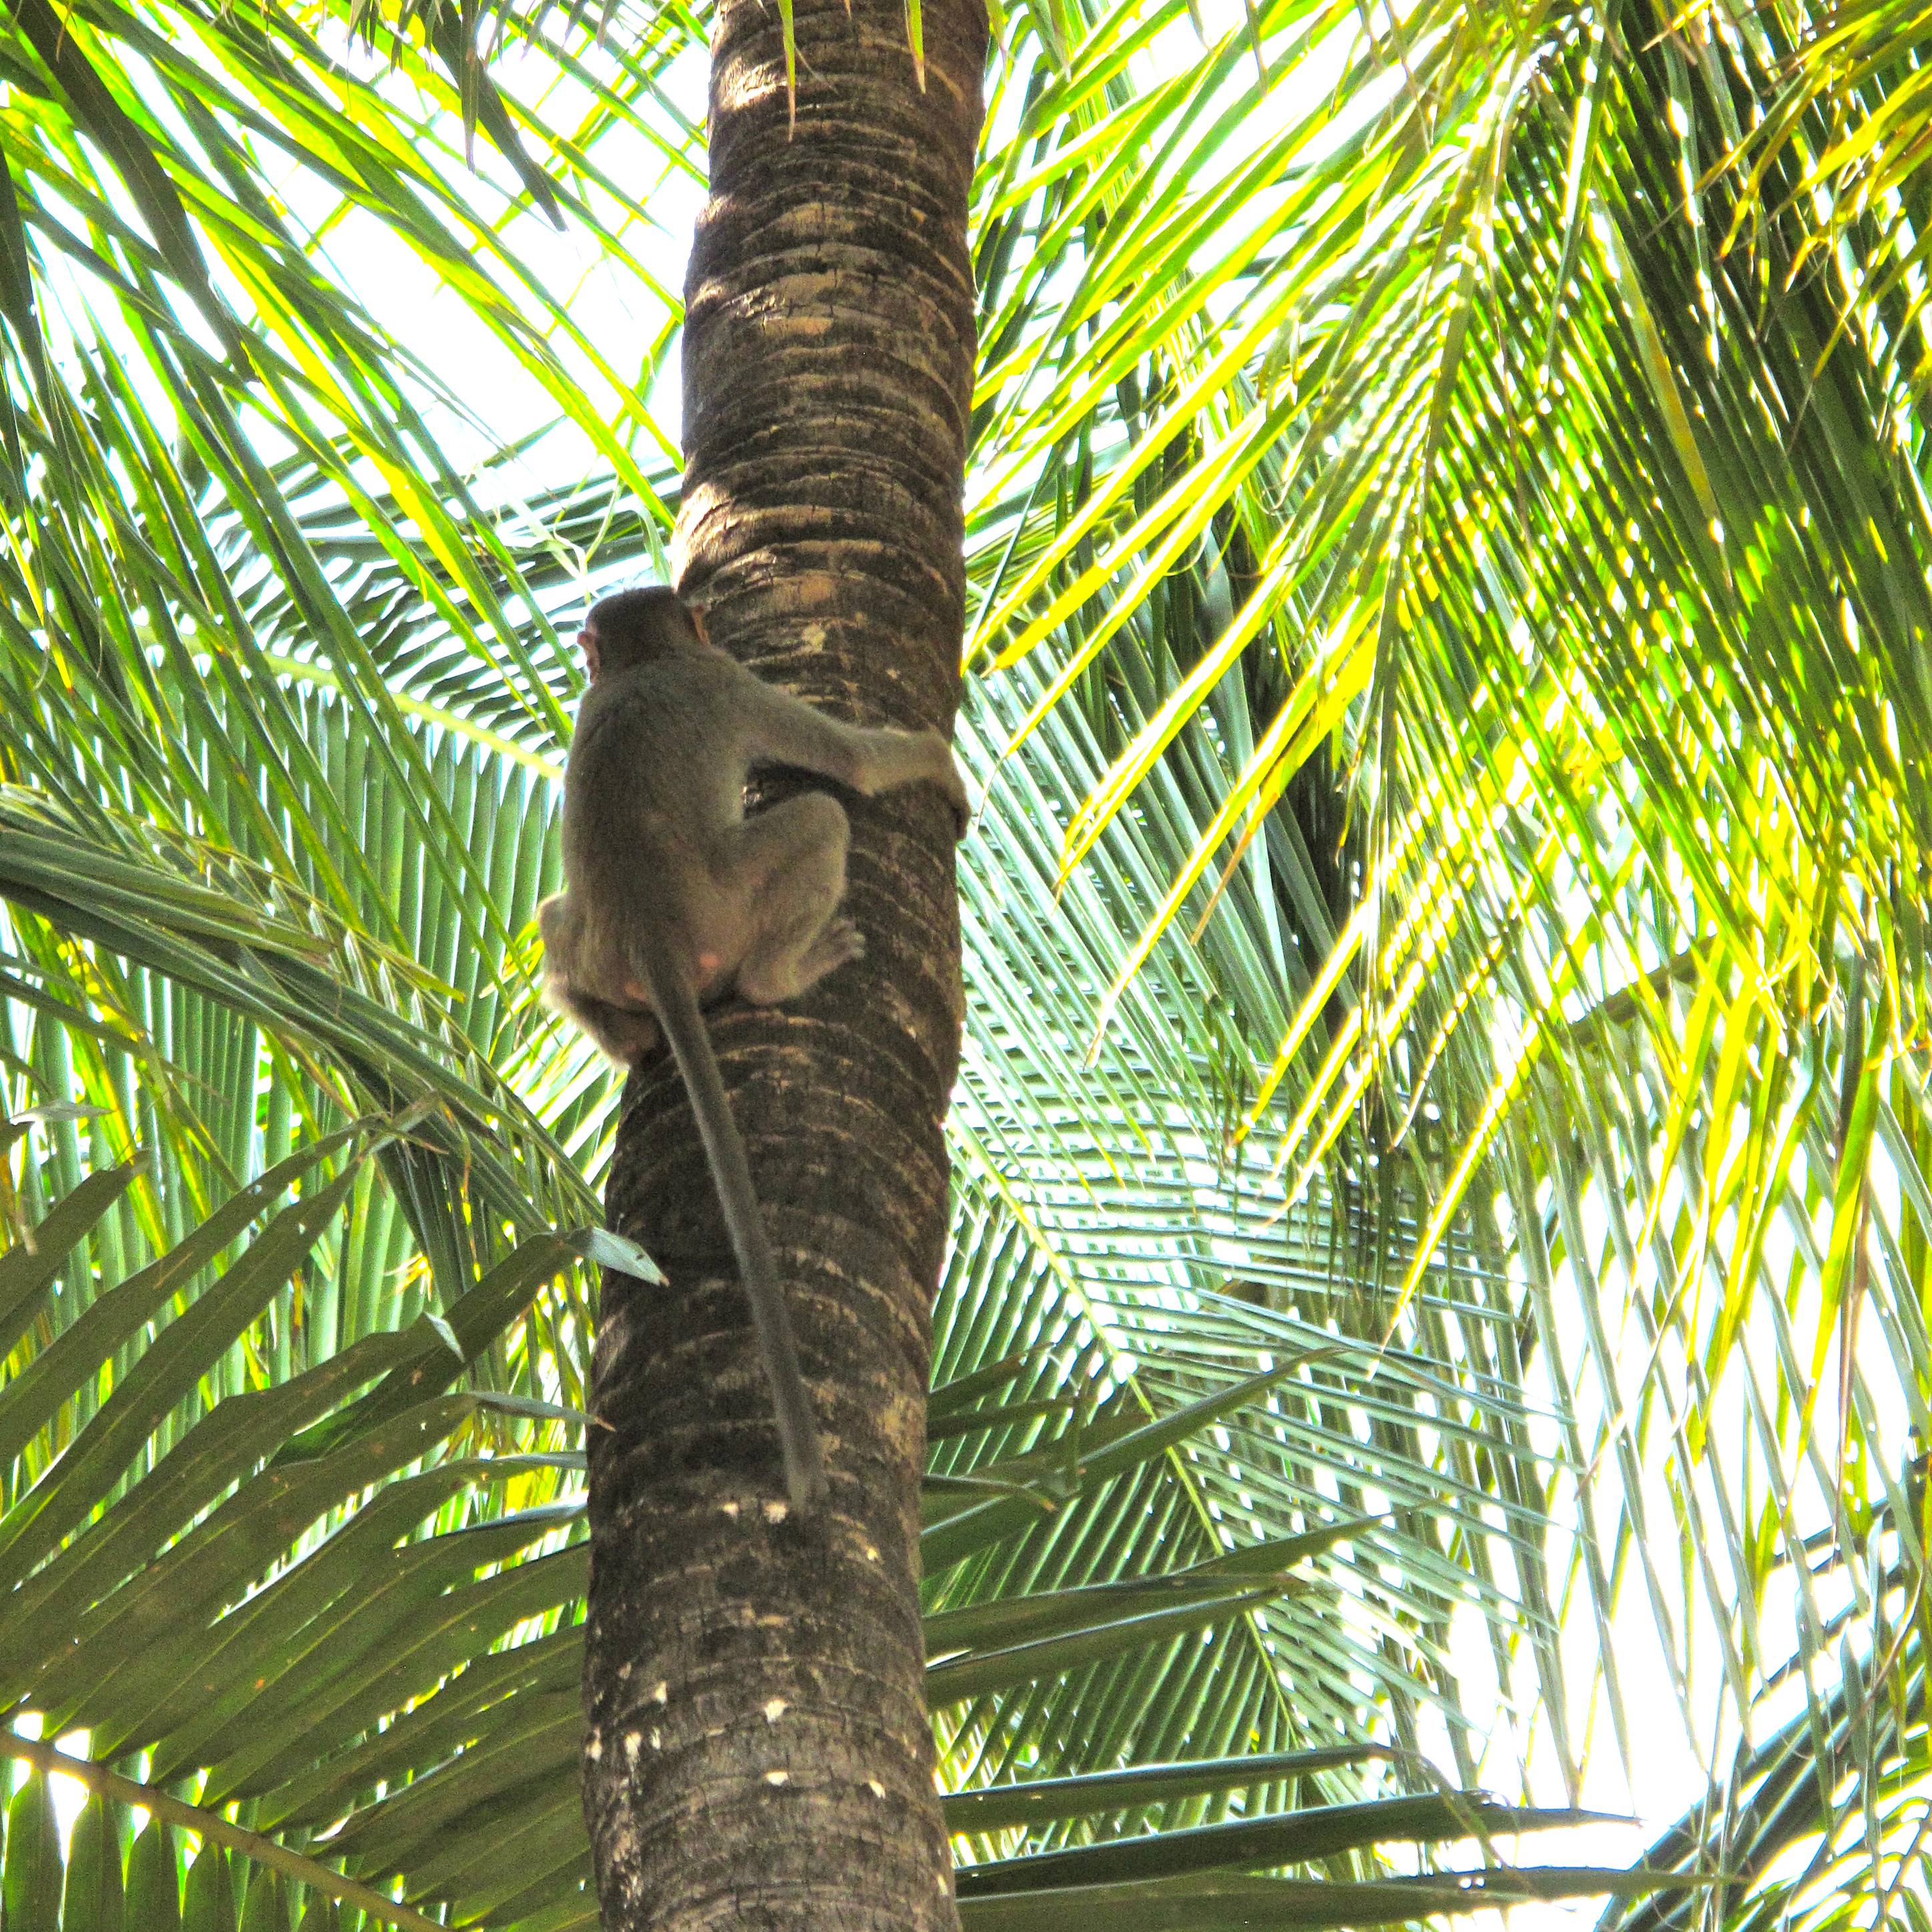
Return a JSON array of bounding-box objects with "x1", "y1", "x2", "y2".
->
[{"x1": 739, "y1": 675, "x2": 970, "y2": 834}]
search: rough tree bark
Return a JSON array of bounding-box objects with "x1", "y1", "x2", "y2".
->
[{"x1": 579, "y1": 0, "x2": 986, "y2": 1922}]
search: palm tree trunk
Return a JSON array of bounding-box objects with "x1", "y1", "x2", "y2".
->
[{"x1": 580, "y1": 0, "x2": 984, "y2": 1921}]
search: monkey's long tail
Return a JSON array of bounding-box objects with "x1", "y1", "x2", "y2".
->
[{"x1": 634, "y1": 945, "x2": 829, "y2": 1513}]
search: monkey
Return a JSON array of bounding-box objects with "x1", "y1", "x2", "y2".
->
[{"x1": 539, "y1": 585, "x2": 970, "y2": 1511}]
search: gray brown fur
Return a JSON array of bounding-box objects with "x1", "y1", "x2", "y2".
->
[{"x1": 539, "y1": 585, "x2": 969, "y2": 1511}]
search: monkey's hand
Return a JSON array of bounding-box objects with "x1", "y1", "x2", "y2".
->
[
  {"x1": 937, "y1": 746, "x2": 973, "y2": 841},
  {"x1": 840, "y1": 726, "x2": 973, "y2": 838},
  {"x1": 889, "y1": 728, "x2": 971, "y2": 840}
]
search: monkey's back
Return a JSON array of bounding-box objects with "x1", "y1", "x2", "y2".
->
[{"x1": 557, "y1": 654, "x2": 754, "y2": 988}]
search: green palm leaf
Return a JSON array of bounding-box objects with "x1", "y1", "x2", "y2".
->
[{"x1": 5, "y1": 0, "x2": 1930, "y2": 1924}]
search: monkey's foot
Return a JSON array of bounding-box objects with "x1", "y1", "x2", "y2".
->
[
  {"x1": 808, "y1": 917, "x2": 865, "y2": 976},
  {"x1": 740, "y1": 919, "x2": 865, "y2": 1005}
]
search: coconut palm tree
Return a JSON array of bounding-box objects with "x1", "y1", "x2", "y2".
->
[
  {"x1": 573, "y1": 0, "x2": 984, "y2": 1922},
  {"x1": 1, "y1": 0, "x2": 1927, "y2": 1928}
]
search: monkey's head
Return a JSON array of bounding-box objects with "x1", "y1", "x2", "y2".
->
[{"x1": 579, "y1": 585, "x2": 710, "y2": 680}]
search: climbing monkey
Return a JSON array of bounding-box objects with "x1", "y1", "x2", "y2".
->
[{"x1": 539, "y1": 585, "x2": 969, "y2": 1510}]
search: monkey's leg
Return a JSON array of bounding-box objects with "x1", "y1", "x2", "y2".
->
[
  {"x1": 538, "y1": 890, "x2": 579, "y2": 959},
  {"x1": 540, "y1": 892, "x2": 661, "y2": 1061},
  {"x1": 548, "y1": 980, "x2": 663, "y2": 1063},
  {"x1": 720, "y1": 792, "x2": 857, "y2": 1007},
  {"x1": 574, "y1": 991, "x2": 663, "y2": 1063}
]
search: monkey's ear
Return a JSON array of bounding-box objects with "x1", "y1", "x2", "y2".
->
[
  {"x1": 685, "y1": 599, "x2": 712, "y2": 646},
  {"x1": 579, "y1": 625, "x2": 601, "y2": 678}
]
